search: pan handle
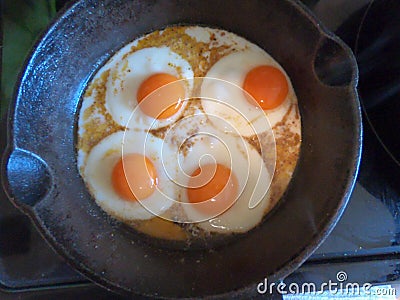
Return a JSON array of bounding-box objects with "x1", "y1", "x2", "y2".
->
[
  {"x1": 2, "y1": 148, "x2": 52, "y2": 210},
  {"x1": 314, "y1": 33, "x2": 358, "y2": 87}
]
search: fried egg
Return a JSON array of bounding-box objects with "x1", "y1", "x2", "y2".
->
[
  {"x1": 78, "y1": 25, "x2": 302, "y2": 242},
  {"x1": 105, "y1": 47, "x2": 194, "y2": 130},
  {"x1": 177, "y1": 133, "x2": 272, "y2": 233},
  {"x1": 201, "y1": 48, "x2": 296, "y2": 135},
  {"x1": 83, "y1": 131, "x2": 176, "y2": 221}
]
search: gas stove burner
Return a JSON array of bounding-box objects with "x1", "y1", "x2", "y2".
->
[
  {"x1": 355, "y1": 0, "x2": 400, "y2": 167},
  {"x1": 355, "y1": 0, "x2": 400, "y2": 203},
  {"x1": 332, "y1": 0, "x2": 400, "y2": 201}
]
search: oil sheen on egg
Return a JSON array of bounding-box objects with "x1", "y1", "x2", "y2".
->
[{"x1": 83, "y1": 131, "x2": 176, "y2": 221}]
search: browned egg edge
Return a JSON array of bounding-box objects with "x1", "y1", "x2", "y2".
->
[{"x1": 77, "y1": 25, "x2": 301, "y2": 242}]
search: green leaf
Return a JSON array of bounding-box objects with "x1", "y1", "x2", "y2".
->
[{"x1": 1, "y1": 0, "x2": 57, "y2": 117}]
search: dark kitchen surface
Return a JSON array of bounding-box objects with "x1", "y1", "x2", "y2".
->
[{"x1": 1, "y1": 0, "x2": 399, "y2": 298}]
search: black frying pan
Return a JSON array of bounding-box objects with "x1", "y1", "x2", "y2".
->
[{"x1": 1, "y1": 0, "x2": 361, "y2": 298}]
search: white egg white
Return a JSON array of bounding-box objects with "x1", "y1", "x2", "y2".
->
[
  {"x1": 83, "y1": 131, "x2": 176, "y2": 221},
  {"x1": 200, "y1": 77, "x2": 272, "y2": 137},
  {"x1": 177, "y1": 132, "x2": 273, "y2": 233},
  {"x1": 105, "y1": 47, "x2": 194, "y2": 130},
  {"x1": 201, "y1": 48, "x2": 297, "y2": 135}
]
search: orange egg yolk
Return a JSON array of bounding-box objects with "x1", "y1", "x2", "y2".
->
[
  {"x1": 187, "y1": 164, "x2": 238, "y2": 215},
  {"x1": 111, "y1": 154, "x2": 158, "y2": 202},
  {"x1": 243, "y1": 65, "x2": 289, "y2": 110},
  {"x1": 136, "y1": 73, "x2": 185, "y2": 119}
]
